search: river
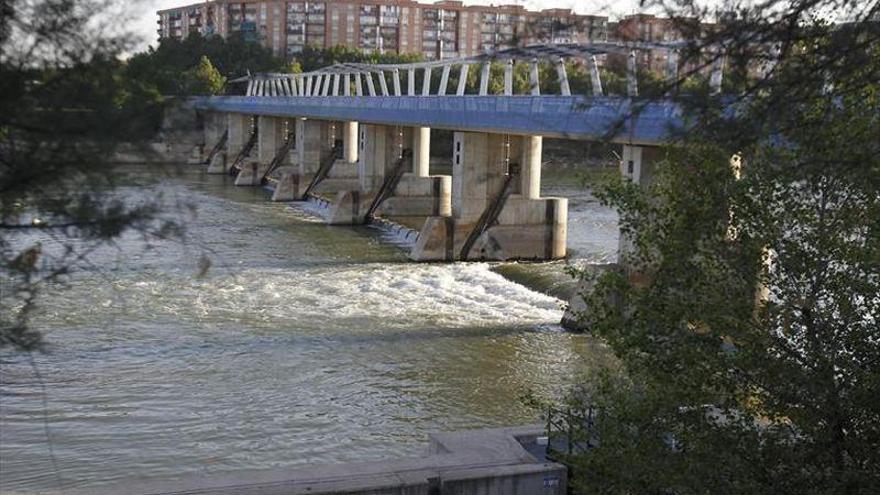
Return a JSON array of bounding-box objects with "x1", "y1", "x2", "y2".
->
[{"x1": 0, "y1": 165, "x2": 618, "y2": 492}]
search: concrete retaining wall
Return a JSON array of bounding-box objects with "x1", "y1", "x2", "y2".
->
[{"x1": 51, "y1": 426, "x2": 563, "y2": 495}]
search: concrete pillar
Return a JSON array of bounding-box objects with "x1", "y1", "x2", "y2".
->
[
  {"x1": 358, "y1": 124, "x2": 400, "y2": 192},
  {"x1": 218, "y1": 113, "x2": 252, "y2": 176},
  {"x1": 199, "y1": 112, "x2": 225, "y2": 164},
  {"x1": 620, "y1": 144, "x2": 658, "y2": 185},
  {"x1": 296, "y1": 118, "x2": 334, "y2": 176},
  {"x1": 226, "y1": 113, "x2": 250, "y2": 158},
  {"x1": 270, "y1": 119, "x2": 300, "y2": 201},
  {"x1": 520, "y1": 136, "x2": 542, "y2": 200},
  {"x1": 203, "y1": 112, "x2": 222, "y2": 153},
  {"x1": 412, "y1": 127, "x2": 431, "y2": 177},
  {"x1": 452, "y1": 132, "x2": 508, "y2": 223},
  {"x1": 618, "y1": 144, "x2": 660, "y2": 261},
  {"x1": 258, "y1": 116, "x2": 285, "y2": 166},
  {"x1": 343, "y1": 121, "x2": 358, "y2": 164},
  {"x1": 235, "y1": 115, "x2": 284, "y2": 186},
  {"x1": 201, "y1": 112, "x2": 213, "y2": 149}
]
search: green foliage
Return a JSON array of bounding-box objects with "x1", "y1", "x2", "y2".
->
[
  {"x1": 125, "y1": 32, "x2": 285, "y2": 95},
  {"x1": 284, "y1": 60, "x2": 303, "y2": 74},
  {"x1": 293, "y1": 44, "x2": 422, "y2": 73},
  {"x1": 564, "y1": 10, "x2": 880, "y2": 495},
  {"x1": 125, "y1": 40, "x2": 428, "y2": 96},
  {"x1": 183, "y1": 56, "x2": 226, "y2": 95}
]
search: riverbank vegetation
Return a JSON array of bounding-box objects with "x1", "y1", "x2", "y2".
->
[{"x1": 561, "y1": 0, "x2": 880, "y2": 493}]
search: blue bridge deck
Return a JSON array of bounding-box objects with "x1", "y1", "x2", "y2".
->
[{"x1": 191, "y1": 95, "x2": 687, "y2": 145}]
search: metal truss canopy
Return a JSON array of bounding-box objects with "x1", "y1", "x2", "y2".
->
[{"x1": 234, "y1": 41, "x2": 727, "y2": 99}]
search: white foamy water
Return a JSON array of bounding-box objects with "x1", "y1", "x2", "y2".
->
[{"x1": 37, "y1": 263, "x2": 562, "y2": 336}]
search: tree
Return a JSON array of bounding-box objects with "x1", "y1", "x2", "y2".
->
[
  {"x1": 292, "y1": 44, "x2": 422, "y2": 73},
  {"x1": 125, "y1": 33, "x2": 285, "y2": 95},
  {"x1": 183, "y1": 55, "x2": 226, "y2": 95},
  {"x1": 562, "y1": 1, "x2": 880, "y2": 493},
  {"x1": 284, "y1": 60, "x2": 303, "y2": 74},
  {"x1": 1, "y1": 0, "x2": 174, "y2": 351}
]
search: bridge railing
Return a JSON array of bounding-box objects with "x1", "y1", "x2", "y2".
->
[{"x1": 237, "y1": 42, "x2": 728, "y2": 100}]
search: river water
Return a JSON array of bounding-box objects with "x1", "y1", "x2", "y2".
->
[{"x1": 0, "y1": 165, "x2": 618, "y2": 493}]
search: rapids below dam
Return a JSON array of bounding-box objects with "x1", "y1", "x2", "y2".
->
[{"x1": 0, "y1": 165, "x2": 619, "y2": 493}]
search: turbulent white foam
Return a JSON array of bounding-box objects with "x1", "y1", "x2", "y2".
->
[{"x1": 39, "y1": 262, "x2": 564, "y2": 335}]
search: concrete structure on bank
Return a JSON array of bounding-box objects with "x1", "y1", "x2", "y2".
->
[{"x1": 57, "y1": 425, "x2": 565, "y2": 495}]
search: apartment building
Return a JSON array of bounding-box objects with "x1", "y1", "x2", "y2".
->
[
  {"x1": 615, "y1": 13, "x2": 718, "y2": 73},
  {"x1": 157, "y1": 0, "x2": 609, "y2": 60}
]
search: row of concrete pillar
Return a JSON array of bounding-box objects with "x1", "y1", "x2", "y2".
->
[
  {"x1": 197, "y1": 109, "x2": 688, "y2": 335},
  {"x1": 201, "y1": 111, "x2": 571, "y2": 261}
]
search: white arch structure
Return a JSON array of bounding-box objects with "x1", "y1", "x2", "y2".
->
[{"x1": 239, "y1": 42, "x2": 726, "y2": 99}]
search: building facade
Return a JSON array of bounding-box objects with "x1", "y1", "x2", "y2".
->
[
  {"x1": 157, "y1": 0, "x2": 609, "y2": 60},
  {"x1": 615, "y1": 13, "x2": 719, "y2": 73}
]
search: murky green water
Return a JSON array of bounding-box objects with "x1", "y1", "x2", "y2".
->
[{"x1": 0, "y1": 165, "x2": 617, "y2": 492}]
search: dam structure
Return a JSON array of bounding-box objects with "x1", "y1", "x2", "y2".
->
[{"x1": 191, "y1": 42, "x2": 723, "y2": 266}]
